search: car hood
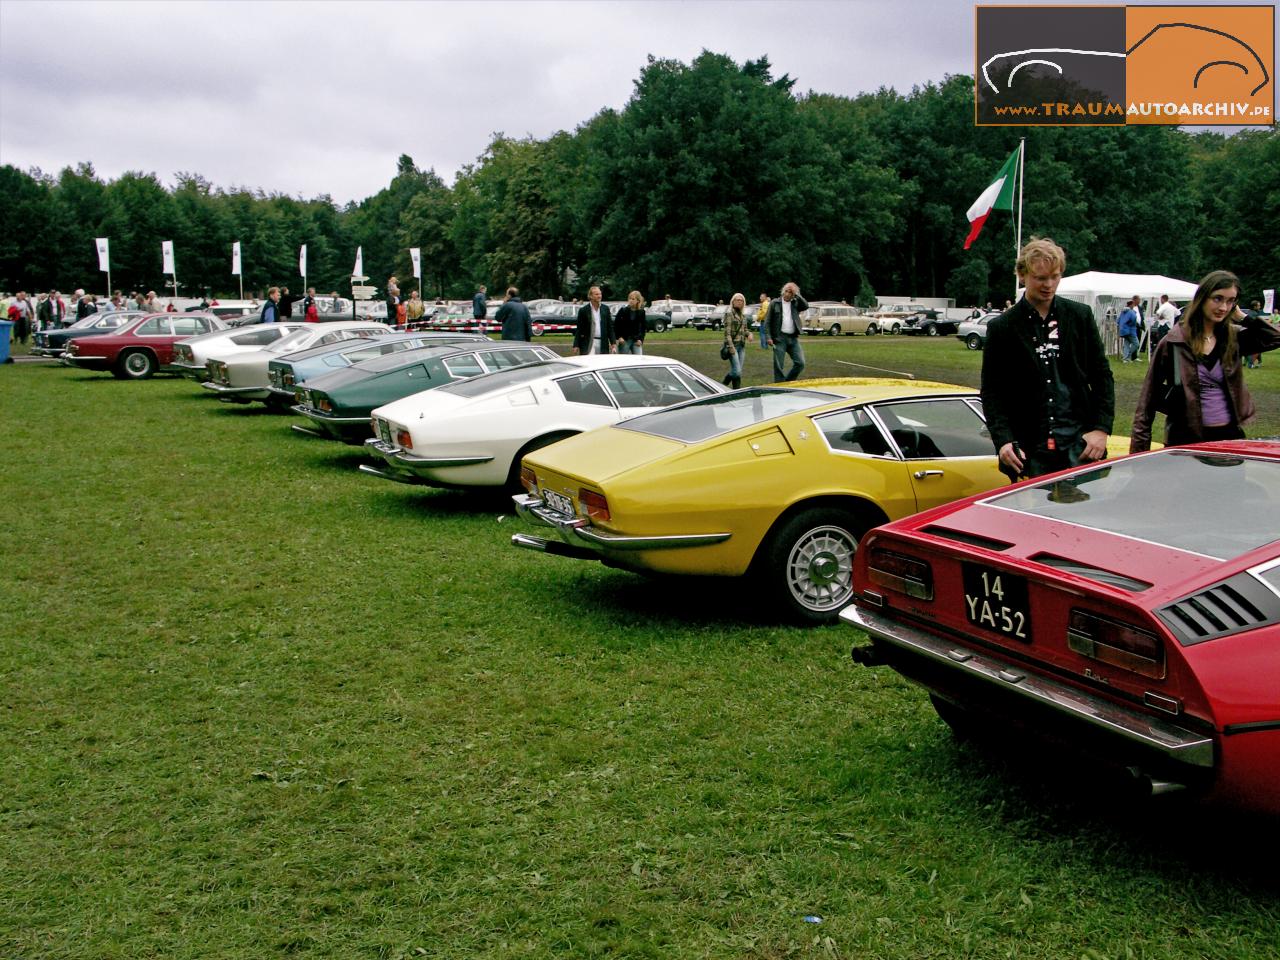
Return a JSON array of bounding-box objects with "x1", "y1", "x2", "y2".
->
[{"x1": 523, "y1": 425, "x2": 684, "y2": 484}]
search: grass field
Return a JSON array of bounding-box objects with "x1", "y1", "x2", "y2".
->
[{"x1": 3, "y1": 333, "x2": 1279, "y2": 959}]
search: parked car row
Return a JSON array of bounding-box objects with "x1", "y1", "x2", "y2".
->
[{"x1": 42, "y1": 318, "x2": 1280, "y2": 817}]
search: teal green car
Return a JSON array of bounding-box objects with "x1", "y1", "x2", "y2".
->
[{"x1": 291, "y1": 341, "x2": 558, "y2": 443}]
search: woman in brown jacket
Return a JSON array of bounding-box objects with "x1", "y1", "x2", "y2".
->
[{"x1": 1130, "y1": 270, "x2": 1280, "y2": 452}]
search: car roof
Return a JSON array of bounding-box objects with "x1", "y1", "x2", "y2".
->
[
  {"x1": 777, "y1": 377, "x2": 978, "y2": 403},
  {"x1": 559, "y1": 353, "x2": 692, "y2": 370}
]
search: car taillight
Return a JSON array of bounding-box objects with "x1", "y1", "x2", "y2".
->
[
  {"x1": 866, "y1": 547, "x2": 933, "y2": 600},
  {"x1": 579, "y1": 489, "x2": 610, "y2": 522},
  {"x1": 316, "y1": 396, "x2": 332, "y2": 413},
  {"x1": 1067, "y1": 610, "x2": 1165, "y2": 679},
  {"x1": 395, "y1": 429, "x2": 413, "y2": 449},
  {"x1": 520, "y1": 466, "x2": 537, "y2": 494}
]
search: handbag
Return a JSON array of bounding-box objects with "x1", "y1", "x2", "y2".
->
[
  {"x1": 720, "y1": 343, "x2": 732, "y2": 361},
  {"x1": 1153, "y1": 347, "x2": 1182, "y2": 416}
]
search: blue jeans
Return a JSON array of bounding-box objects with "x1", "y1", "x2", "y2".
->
[
  {"x1": 772, "y1": 333, "x2": 805, "y2": 381},
  {"x1": 727, "y1": 342, "x2": 744, "y2": 379},
  {"x1": 619, "y1": 339, "x2": 644, "y2": 355},
  {"x1": 1122, "y1": 334, "x2": 1138, "y2": 361}
]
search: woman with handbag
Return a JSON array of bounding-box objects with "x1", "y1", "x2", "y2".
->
[
  {"x1": 1130, "y1": 270, "x2": 1280, "y2": 452},
  {"x1": 721, "y1": 292, "x2": 750, "y2": 388}
]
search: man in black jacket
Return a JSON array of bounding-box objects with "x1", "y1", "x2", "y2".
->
[
  {"x1": 572, "y1": 286, "x2": 615, "y2": 355},
  {"x1": 981, "y1": 237, "x2": 1114, "y2": 480},
  {"x1": 763, "y1": 282, "x2": 808, "y2": 381},
  {"x1": 496, "y1": 286, "x2": 532, "y2": 341}
]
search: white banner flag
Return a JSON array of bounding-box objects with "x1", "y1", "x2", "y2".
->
[
  {"x1": 162, "y1": 240, "x2": 175, "y2": 275},
  {"x1": 410, "y1": 247, "x2": 422, "y2": 280},
  {"x1": 231, "y1": 241, "x2": 242, "y2": 276},
  {"x1": 353, "y1": 246, "x2": 363, "y2": 277},
  {"x1": 299, "y1": 244, "x2": 307, "y2": 278},
  {"x1": 95, "y1": 237, "x2": 110, "y2": 272},
  {"x1": 1265, "y1": 289, "x2": 1275, "y2": 314}
]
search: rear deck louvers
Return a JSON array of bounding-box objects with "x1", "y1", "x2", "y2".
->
[
  {"x1": 1157, "y1": 573, "x2": 1280, "y2": 646},
  {"x1": 921, "y1": 526, "x2": 1012, "y2": 552}
]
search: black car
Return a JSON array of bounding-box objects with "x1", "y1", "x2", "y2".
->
[
  {"x1": 900, "y1": 309, "x2": 959, "y2": 337},
  {"x1": 30, "y1": 311, "x2": 146, "y2": 357}
]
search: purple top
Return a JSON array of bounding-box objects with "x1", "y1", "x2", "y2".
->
[{"x1": 1197, "y1": 359, "x2": 1232, "y2": 426}]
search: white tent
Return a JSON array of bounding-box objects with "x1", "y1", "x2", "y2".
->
[{"x1": 1056, "y1": 271, "x2": 1198, "y2": 320}]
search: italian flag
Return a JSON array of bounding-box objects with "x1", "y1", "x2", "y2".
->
[{"x1": 964, "y1": 147, "x2": 1019, "y2": 250}]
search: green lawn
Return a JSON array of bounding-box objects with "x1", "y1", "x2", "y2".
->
[{"x1": 2, "y1": 337, "x2": 1278, "y2": 959}]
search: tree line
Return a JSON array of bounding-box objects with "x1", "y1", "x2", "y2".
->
[{"x1": 1, "y1": 53, "x2": 1275, "y2": 306}]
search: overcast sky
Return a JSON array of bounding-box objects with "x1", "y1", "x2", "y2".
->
[{"x1": 1, "y1": 0, "x2": 989, "y2": 204}]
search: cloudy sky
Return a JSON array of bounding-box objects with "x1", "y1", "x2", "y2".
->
[{"x1": 1, "y1": 0, "x2": 993, "y2": 203}]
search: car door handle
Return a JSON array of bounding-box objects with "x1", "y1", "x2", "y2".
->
[{"x1": 913, "y1": 469, "x2": 944, "y2": 479}]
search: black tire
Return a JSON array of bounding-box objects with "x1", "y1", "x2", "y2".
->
[
  {"x1": 827, "y1": 324, "x2": 840, "y2": 337},
  {"x1": 889, "y1": 323, "x2": 901, "y2": 335},
  {"x1": 925, "y1": 324, "x2": 940, "y2": 337},
  {"x1": 506, "y1": 431, "x2": 578, "y2": 492},
  {"x1": 865, "y1": 324, "x2": 879, "y2": 336},
  {"x1": 761, "y1": 507, "x2": 864, "y2": 625},
  {"x1": 116, "y1": 349, "x2": 156, "y2": 380},
  {"x1": 653, "y1": 319, "x2": 668, "y2": 333},
  {"x1": 965, "y1": 333, "x2": 983, "y2": 351}
]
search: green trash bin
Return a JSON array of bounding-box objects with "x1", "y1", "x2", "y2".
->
[{"x1": 0, "y1": 319, "x2": 13, "y2": 363}]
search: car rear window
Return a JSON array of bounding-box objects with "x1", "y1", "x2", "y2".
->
[
  {"x1": 438, "y1": 361, "x2": 578, "y2": 398},
  {"x1": 986, "y1": 449, "x2": 1280, "y2": 560},
  {"x1": 355, "y1": 345, "x2": 456, "y2": 373},
  {"x1": 617, "y1": 387, "x2": 840, "y2": 443}
]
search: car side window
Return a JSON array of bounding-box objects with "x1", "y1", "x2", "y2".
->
[
  {"x1": 482, "y1": 348, "x2": 542, "y2": 370},
  {"x1": 136, "y1": 317, "x2": 169, "y2": 336},
  {"x1": 672, "y1": 369, "x2": 717, "y2": 397},
  {"x1": 599, "y1": 367, "x2": 694, "y2": 409},
  {"x1": 554, "y1": 373, "x2": 613, "y2": 407},
  {"x1": 170, "y1": 317, "x2": 200, "y2": 336},
  {"x1": 872, "y1": 399, "x2": 993, "y2": 459},
  {"x1": 814, "y1": 407, "x2": 892, "y2": 456},
  {"x1": 443, "y1": 354, "x2": 485, "y2": 378}
]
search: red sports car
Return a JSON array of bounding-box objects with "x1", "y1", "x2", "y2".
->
[
  {"x1": 842, "y1": 440, "x2": 1280, "y2": 815},
  {"x1": 63, "y1": 312, "x2": 228, "y2": 379}
]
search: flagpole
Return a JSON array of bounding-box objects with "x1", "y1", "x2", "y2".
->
[{"x1": 1014, "y1": 137, "x2": 1026, "y2": 301}]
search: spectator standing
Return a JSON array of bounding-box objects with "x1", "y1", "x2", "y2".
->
[
  {"x1": 279, "y1": 287, "x2": 302, "y2": 320},
  {"x1": 260, "y1": 286, "x2": 282, "y2": 323},
  {"x1": 1244, "y1": 299, "x2": 1267, "y2": 368},
  {"x1": 1131, "y1": 271, "x2": 1280, "y2": 450},
  {"x1": 37, "y1": 289, "x2": 67, "y2": 329},
  {"x1": 385, "y1": 277, "x2": 401, "y2": 326},
  {"x1": 572, "y1": 286, "x2": 615, "y2": 356},
  {"x1": 980, "y1": 237, "x2": 1114, "y2": 480},
  {"x1": 763, "y1": 282, "x2": 808, "y2": 382},
  {"x1": 756, "y1": 293, "x2": 771, "y2": 349},
  {"x1": 472, "y1": 284, "x2": 487, "y2": 331},
  {"x1": 613, "y1": 290, "x2": 647, "y2": 355},
  {"x1": 496, "y1": 286, "x2": 532, "y2": 341},
  {"x1": 144, "y1": 291, "x2": 163, "y2": 312},
  {"x1": 302, "y1": 287, "x2": 319, "y2": 322},
  {"x1": 1117, "y1": 298, "x2": 1140, "y2": 362},
  {"x1": 1153, "y1": 294, "x2": 1179, "y2": 344},
  {"x1": 721, "y1": 292, "x2": 750, "y2": 388},
  {"x1": 9, "y1": 291, "x2": 33, "y2": 345},
  {"x1": 406, "y1": 290, "x2": 425, "y2": 323}
]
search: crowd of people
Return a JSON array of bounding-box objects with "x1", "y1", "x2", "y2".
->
[{"x1": 6, "y1": 249, "x2": 1277, "y2": 465}]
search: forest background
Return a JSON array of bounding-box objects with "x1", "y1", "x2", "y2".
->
[{"x1": 1, "y1": 53, "x2": 1275, "y2": 306}]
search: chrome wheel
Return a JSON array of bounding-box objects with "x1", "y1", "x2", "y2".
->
[{"x1": 783, "y1": 522, "x2": 858, "y2": 616}]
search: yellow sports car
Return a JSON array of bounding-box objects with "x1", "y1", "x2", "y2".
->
[
  {"x1": 512, "y1": 378, "x2": 1141, "y2": 624},
  {"x1": 510, "y1": 379, "x2": 1007, "y2": 623}
]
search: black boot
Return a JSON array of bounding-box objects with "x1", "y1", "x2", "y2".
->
[{"x1": 731, "y1": 376, "x2": 741, "y2": 388}]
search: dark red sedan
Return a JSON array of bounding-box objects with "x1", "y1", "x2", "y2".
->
[
  {"x1": 63, "y1": 312, "x2": 228, "y2": 379},
  {"x1": 843, "y1": 440, "x2": 1280, "y2": 815}
]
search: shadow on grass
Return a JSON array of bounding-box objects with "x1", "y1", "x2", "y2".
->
[{"x1": 874, "y1": 716, "x2": 1280, "y2": 893}]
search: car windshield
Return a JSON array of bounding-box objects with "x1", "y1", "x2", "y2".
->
[
  {"x1": 986, "y1": 449, "x2": 1280, "y2": 560},
  {"x1": 437, "y1": 361, "x2": 579, "y2": 398},
  {"x1": 617, "y1": 387, "x2": 841, "y2": 443}
]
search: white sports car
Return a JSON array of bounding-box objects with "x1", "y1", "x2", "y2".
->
[
  {"x1": 201, "y1": 321, "x2": 393, "y2": 405},
  {"x1": 171, "y1": 321, "x2": 308, "y2": 379},
  {"x1": 360, "y1": 354, "x2": 724, "y2": 490}
]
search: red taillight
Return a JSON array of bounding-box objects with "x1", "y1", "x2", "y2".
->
[
  {"x1": 579, "y1": 489, "x2": 610, "y2": 522},
  {"x1": 395, "y1": 429, "x2": 413, "y2": 450},
  {"x1": 866, "y1": 546, "x2": 934, "y2": 600},
  {"x1": 1067, "y1": 610, "x2": 1165, "y2": 679},
  {"x1": 520, "y1": 466, "x2": 537, "y2": 494}
]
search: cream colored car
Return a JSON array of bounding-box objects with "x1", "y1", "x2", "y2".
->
[{"x1": 801, "y1": 303, "x2": 878, "y2": 336}]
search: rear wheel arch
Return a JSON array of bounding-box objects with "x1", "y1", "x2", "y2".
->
[{"x1": 507, "y1": 430, "x2": 581, "y2": 490}]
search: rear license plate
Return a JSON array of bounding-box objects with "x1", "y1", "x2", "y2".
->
[
  {"x1": 961, "y1": 563, "x2": 1031, "y2": 642},
  {"x1": 543, "y1": 489, "x2": 573, "y2": 517}
]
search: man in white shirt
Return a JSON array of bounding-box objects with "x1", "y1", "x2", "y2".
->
[
  {"x1": 1154, "y1": 294, "x2": 1180, "y2": 343},
  {"x1": 762, "y1": 282, "x2": 809, "y2": 381},
  {"x1": 572, "y1": 285, "x2": 615, "y2": 356}
]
